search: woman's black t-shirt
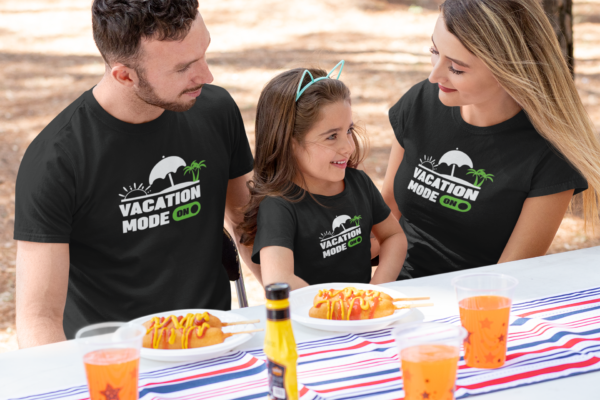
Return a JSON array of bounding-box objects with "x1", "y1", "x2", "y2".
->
[
  {"x1": 390, "y1": 80, "x2": 587, "y2": 279},
  {"x1": 252, "y1": 168, "x2": 391, "y2": 285}
]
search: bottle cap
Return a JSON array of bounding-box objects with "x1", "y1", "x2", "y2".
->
[{"x1": 265, "y1": 283, "x2": 290, "y2": 300}]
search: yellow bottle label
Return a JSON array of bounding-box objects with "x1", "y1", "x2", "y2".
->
[{"x1": 265, "y1": 299, "x2": 298, "y2": 400}]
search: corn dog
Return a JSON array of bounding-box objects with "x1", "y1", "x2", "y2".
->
[
  {"x1": 142, "y1": 312, "x2": 258, "y2": 330},
  {"x1": 310, "y1": 287, "x2": 432, "y2": 320}
]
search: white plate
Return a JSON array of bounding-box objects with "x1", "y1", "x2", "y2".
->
[
  {"x1": 130, "y1": 309, "x2": 256, "y2": 362},
  {"x1": 290, "y1": 283, "x2": 416, "y2": 333}
]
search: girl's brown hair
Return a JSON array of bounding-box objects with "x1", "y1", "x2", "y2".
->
[
  {"x1": 440, "y1": 0, "x2": 600, "y2": 228},
  {"x1": 239, "y1": 67, "x2": 366, "y2": 247}
]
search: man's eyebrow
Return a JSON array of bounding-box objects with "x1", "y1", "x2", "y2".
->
[
  {"x1": 174, "y1": 58, "x2": 199, "y2": 71},
  {"x1": 431, "y1": 36, "x2": 470, "y2": 68}
]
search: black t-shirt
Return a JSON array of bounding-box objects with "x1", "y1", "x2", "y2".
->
[
  {"x1": 390, "y1": 80, "x2": 587, "y2": 279},
  {"x1": 14, "y1": 85, "x2": 254, "y2": 338},
  {"x1": 251, "y1": 168, "x2": 391, "y2": 284}
]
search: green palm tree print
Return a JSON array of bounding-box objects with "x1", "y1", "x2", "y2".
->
[
  {"x1": 349, "y1": 215, "x2": 362, "y2": 226},
  {"x1": 184, "y1": 160, "x2": 207, "y2": 182},
  {"x1": 466, "y1": 169, "x2": 494, "y2": 187}
]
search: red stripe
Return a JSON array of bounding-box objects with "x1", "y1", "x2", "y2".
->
[
  {"x1": 506, "y1": 336, "x2": 600, "y2": 361},
  {"x1": 139, "y1": 357, "x2": 259, "y2": 387},
  {"x1": 301, "y1": 341, "x2": 371, "y2": 357},
  {"x1": 316, "y1": 376, "x2": 400, "y2": 393},
  {"x1": 459, "y1": 356, "x2": 600, "y2": 390},
  {"x1": 518, "y1": 298, "x2": 600, "y2": 317}
]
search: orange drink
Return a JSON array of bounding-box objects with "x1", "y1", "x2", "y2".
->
[
  {"x1": 84, "y1": 348, "x2": 140, "y2": 400},
  {"x1": 459, "y1": 295, "x2": 511, "y2": 368},
  {"x1": 393, "y1": 323, "x2": 466, "y2": 400},
  {"x1": 76, "y1": 322, "x2": 146, "y2": 400},
  {"x1": 401, "y1": 344, "x2": 459, "y2": 400},
  {"x1": 452, "y1": 273, "x2": 518, "y2": 369}
]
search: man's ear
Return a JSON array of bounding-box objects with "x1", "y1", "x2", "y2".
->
[{"x1": 110, "y1": 63, "x2": 137, "y2": 88}]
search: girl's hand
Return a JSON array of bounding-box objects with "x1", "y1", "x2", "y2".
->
[
  {"x1": 370, "y1": 213, "x2": 406, "y2": 284},
  {"x1": 260, "y1": 246, "x2": 310, "y2": 290}
]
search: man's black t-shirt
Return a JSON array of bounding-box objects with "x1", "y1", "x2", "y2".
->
[
  {"x1": 14, "y1": 85, "x2": 254, "y2": 338},
  {"x1": 390, "y1": 80, "x2": 587, "y2": 279},
  {"x1": 251, "y1": 168, "x2": 391, "y2": 284}
]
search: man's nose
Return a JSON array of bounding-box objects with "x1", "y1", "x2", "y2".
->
[{"x1": 194, "y1": 59, "x2": 214, "y2": 85}]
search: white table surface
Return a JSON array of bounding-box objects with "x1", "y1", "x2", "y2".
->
[{"x1": 1, "y1": 246, "x2": 599, "y2": 400}]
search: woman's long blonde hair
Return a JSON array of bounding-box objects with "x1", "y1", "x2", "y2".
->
[{"x1": 441, "y1": 0, "x2": 600, "y2": 228}]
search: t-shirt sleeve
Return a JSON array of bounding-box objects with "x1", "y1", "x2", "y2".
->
[
  {"x1": 227, "y1": 98, "x2": 254, "y2": 179},
  {"x1": 360, "y1": 171, "x2": 391, "y2": 225},
  {"x1": 14, "y1": 139, "x2": 77, "y2": 243},
  {"x1": 251, "y1": 196, "x2": 297, "y2": 264},
  {"x1": 528, "y1": 145, "x2": 588, "y2": 198},
  {"x1": 388, "y1": 83, "x2": 420, "y2": 148}
]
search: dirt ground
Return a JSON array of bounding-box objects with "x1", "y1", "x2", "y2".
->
[{"x1": 1, "y1": 0, "x2": 600, "y2": 353}]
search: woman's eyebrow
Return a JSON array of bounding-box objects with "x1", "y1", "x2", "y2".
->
[{"x1": 431, "y1": 37, "x2": 471, "y2": 68}]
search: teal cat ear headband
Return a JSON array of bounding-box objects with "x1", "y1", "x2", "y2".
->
[{"x1": 295, "y1": 60, "x2": 345, "y2": 102}]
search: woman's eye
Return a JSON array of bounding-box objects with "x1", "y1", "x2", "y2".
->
[
  {"x1": 448, "y1": 66, "x2": 464, "y2": 75},
  {"x1": 429, "y1": 47, "x2": 439, "y2": 55}
]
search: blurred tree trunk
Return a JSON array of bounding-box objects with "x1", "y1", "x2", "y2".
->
[{"x1": 542, "y1": 0, "x2": 574, "y2": 77}]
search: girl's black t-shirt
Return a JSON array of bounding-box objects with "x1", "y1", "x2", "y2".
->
[
  {"x1": 390, "y1": 80, "x2": 587, "y2": 279},
  {"x1": 252, "y1": 168, "x2": 391, "y2": 285}
]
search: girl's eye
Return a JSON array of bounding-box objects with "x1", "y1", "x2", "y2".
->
[
  {"x1": 326, "y1": 133, "x2": 337, "y2": 140},
  {"x1": 429, "y1": 47, "x2": 439, "y2": 55},
  {"x1": 347, "y1": 126, "x2": 355, "y2": 135},
  {"x1": 448, "y1": 66, "x2": 464, "y2": 75}
]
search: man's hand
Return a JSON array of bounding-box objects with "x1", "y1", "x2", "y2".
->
[
  {"x1": 224, "y1": 171, "x2": 263, "y2": 285},
  {"x1": 16, "y1": 241, "x2": 69, "y2": 348}
]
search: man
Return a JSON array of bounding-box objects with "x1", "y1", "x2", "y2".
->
[{"x1": 14, "y1": 0, "x2": 261, "y2": 347}]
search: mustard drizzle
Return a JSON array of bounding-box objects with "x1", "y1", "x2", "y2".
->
[
  {"x1": 315, "y1": 290, "x2": 380, "y2": 320},
  {"x1": 147, "y1": 312, "x2": 212, "y2": 349}
]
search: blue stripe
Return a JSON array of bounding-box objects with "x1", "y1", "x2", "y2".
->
[
  {"x1": 508, "y1": 327, "x2": 600, "y2": 352},
  {"x1": 543, "y1": 304, "x2": 600, "y2": 321},
  {"x1": 138, "y1": 363, "x2": 266, "y2": 397},
  {"x1": 306, "y1": 368, "x2": 399, "y2": 387}
]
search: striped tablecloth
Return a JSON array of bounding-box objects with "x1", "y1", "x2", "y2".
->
[{"x1": 13, "y1": 286, "x2": 600, "y2": 400}]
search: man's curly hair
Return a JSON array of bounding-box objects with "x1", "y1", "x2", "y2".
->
[{"x1": 92, "y1": 0, "x2": 199, "y2": 66}]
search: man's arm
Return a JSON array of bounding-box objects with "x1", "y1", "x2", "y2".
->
[
  {"x1": 16, "y1": 241, "x2": 69, "y2": 348},
  {"x1": 224, "y1": 171, "x2": 263, "y2": 285}
]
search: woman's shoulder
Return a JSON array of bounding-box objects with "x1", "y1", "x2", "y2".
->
[{"x1": 390, "y1": 79, "x2": 438, "y2": 113}]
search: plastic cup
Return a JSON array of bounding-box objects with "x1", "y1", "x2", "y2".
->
[
  {"x1": 76, "y1": 322, "x2": 146, "y2": 400},
  {"x1": 393, "y1": 323, "x2": 466, "y2": 400},
  {"x1": 452, "y1": 273, "x2": 518, "y2": 369}
]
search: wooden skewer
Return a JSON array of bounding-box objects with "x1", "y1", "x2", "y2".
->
[
  {"x1": 393, "y1": 297, "x2": 430, "y2": 302},
  {"x1": 227, "y1": 328, "x2": 264, "y2": 336},
  {"x1": 395, "y1": 303, "x2": 434, "y2": 310},
  {"x1": 223, "y1": 319, "x2": 261, "y2": 326}
]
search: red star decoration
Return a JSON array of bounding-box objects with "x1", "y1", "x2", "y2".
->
[
  {"x1": 484, "y1": 353, "x2": 495, "y2": 363},
  {"x1": 403, "y1": 369, "x2": 412, "y2": 381},
  {"x1": 480, "y1": 318, "x2": 493, "y2": 329},
  {"x1": 498, "y1": 334, "x2": 505, "y2": 342},
  {"x1": 421, "y1": 391, "x2": 430, "y2": 399},
  {"x1": 130, "y1": 367, "x2": 138, "y2": 379},
  {"x1": 464, "y1": 330, "x2": 473, "y2": 345},
  {"x1": 100, "y1": 384, "x2": 121, "y2": 400}
]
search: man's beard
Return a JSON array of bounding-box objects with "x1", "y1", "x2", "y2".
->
[{"x1": 134, "y1": 69, "x2": 203, "y2": 112}]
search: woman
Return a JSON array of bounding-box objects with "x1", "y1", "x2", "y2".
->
[{"x1": 381, "y1": 0, "x2": 599, "y2": 279}]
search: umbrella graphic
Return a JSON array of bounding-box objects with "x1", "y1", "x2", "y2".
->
[
  {"x1": 332, "y1": 215, "x2": 352, "y2": 232},
  {"x1": 149, "y1": 156, "x2": 187, "y2": 187},
  {"x1": 438, "y1": 148, "x2": 473, "y2": 177}
]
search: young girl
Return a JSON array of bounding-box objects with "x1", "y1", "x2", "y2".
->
[{"x1": 239, "y1": 62, "x2": 404, "y2": 289}]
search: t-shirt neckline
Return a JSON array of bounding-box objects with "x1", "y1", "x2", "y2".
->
[
  {"x1": 451, "y1": 106, "x2": 530, "y2": 135},
  {"x1": 83, "y1": 87, "x2": 172, "y2": 135}
]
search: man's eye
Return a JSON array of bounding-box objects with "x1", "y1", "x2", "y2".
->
[{"x1": 178, "y1": 66, "x2": 191, "y2": 73}]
